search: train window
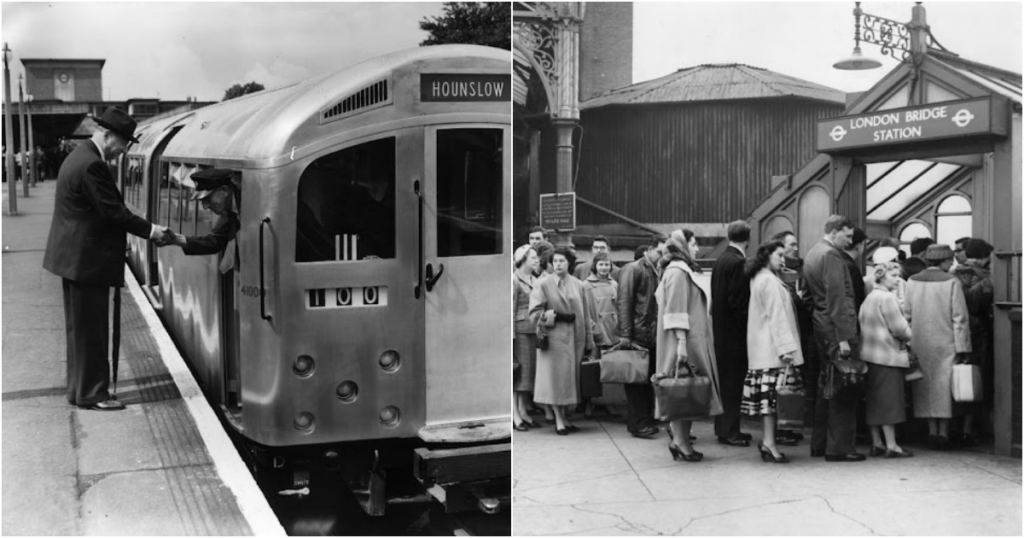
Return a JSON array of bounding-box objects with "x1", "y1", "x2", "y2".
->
[
  {"x1": 181, "y1": 185, "x2": 196, "y2": 236},
  {"x1": 158, "y1": 162, "x2": 171, "y2": 227},
  {"x1": 435, "y1": 129, "x2": 503, "y2": 257},
  {"x1": 296, "y1": 137, "x2": 396, "y2": 262}
]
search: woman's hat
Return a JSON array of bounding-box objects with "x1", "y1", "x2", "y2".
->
[
  {"x1": 871, "y1": 246, "x2": 899, "y2": 265},
  {"x1": 93, "y1": 107, "x2": 140, "y2": 143},
  {"x1": 190, "y1": 168, "x2": 235, "y2": 200},
  {"x1": 922, "y1": 243, "x2": 954, "y2": 261}
]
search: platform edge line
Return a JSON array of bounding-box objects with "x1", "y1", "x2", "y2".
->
[{"x1": 125, "y1": 268, "x2": 286, "y2": 537}]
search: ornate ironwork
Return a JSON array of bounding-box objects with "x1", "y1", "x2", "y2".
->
[
  {"x1": 860, "y1": 11, "x2": 912, "y2": 62},
  {"x1": 513, "y1": 20, "x2": 558, "y2": 94}
]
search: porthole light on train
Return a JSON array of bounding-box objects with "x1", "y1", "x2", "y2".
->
[
  {"x1": 379, "y1": 350, "x2": 400, "y2": 372},
  {"x1": 293, "y1": 355, "x2": 316, "y2": 378},
  {"x1": 294, "y1": 412, "x2": 316, "y2": 434},
  {"x1": 336, "y1": 381, "x2": 359, "y2": 403},
  {"x1": 380, "y1": 406, "x2": 401, "y2": 428}
]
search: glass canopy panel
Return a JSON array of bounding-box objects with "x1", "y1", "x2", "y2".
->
[
  {"x1": 876, "y1": 85, "x2": 910, "y2": 111},
  {"x1": 867, "y1": 160, "x2": 934, "y2": 212},
  {"x1": 870, "y1": 163, "x2": 962, "y2": 222},
  {"x1": 937, "y1": 215, "x2": 972, "y2": 247}
]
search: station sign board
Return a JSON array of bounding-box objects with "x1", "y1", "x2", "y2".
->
[
  {"x1": 420, "y1": 74, "x2": 510, "y2": 102},
  {"x1": 539, "y1": 192, "x2": 576, "y2": 231},
  {"x1": 817, "y1": 96, "x2": 1006, "y2": 153}
]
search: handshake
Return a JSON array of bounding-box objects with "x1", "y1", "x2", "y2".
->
[{"x1": 149, "y1": 225, "x2": 186, "y2": 248}]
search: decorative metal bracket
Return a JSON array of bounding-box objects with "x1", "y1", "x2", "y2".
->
[{"x1": 860, "y1": 10, "x2": 912, "y2": 62}]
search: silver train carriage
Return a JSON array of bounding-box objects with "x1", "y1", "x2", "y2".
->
[{"x1": 119, "y1": 45, "x2": 511, "y2": 512}]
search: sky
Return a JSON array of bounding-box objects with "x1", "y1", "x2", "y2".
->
[
  {"x1": 633, "y1": 2, "x2": 1022, "y2": 94},
  {"x1": 1, "y1": 2, "x2": 445, "y2": 102}
]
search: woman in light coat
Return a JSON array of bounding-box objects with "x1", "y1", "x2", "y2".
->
[
  {"x1": 742, "y1": 240, "x2": 804, "y2": 464},
  {"x1": 529, "y1": 247, "x2": 595, "y2": 434},
  {"x1": 654, "y1": 229, "x2": 724, "y2": 462},
  {"x1": 513, "y1": 245, "x2": 542, "y2": 431},
  {"x1": 582, "y1": 252, "x2": 619, "y2": 348},
  {"x1": 860, "y1": 262, "x2": 913, "y2": 458}
]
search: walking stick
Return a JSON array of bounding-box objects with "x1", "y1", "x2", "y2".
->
[{"x1": 112, "y1": 254, "x2": 124, "y2": 399}]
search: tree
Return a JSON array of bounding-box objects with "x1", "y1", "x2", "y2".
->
[
  {"x1": 419, "y1": 3, "x2": 510, "y2": 50},
  {"x1": 223, "y1": 81, "x2": 266, "y2": 101}
]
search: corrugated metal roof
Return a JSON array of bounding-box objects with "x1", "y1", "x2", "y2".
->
[
  {"x1": 929, "y1": 49, "x2": 1022, "y2": 104},
  {"x1": 581, "y1": 63, "x2": 846, "y2": 109}
]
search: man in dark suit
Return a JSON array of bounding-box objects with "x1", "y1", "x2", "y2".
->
[
  {"x1": 711, "y1": 220, "x2": 752, "y2": 447},
  {"x1": 902, "y1": 237, "x2": 934, "y2": 279},
  {"x1": 168, "y1": 168, "x2": 240, "y2": 272},
  {"x1": 43, "y1": 107, "x2": 172, "y2": 410},
  {"x1": 803, "y1": 215, "x2": 864, "y2": 462}
]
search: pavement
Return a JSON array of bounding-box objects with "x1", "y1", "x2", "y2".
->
[
  {"x1": 2, "y1": 180, "x2": 284, "y2": 535},
  {"x1": 512, "y1": 410, "x2": 1022, "y2": 536}
]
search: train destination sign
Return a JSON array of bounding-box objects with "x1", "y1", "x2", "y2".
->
[
  {"x1": 540, "y1": 192, "x2": 576, "y2": 231},
  {"x1": 421, "y1": 74, "x2": 510, "y2": 102},
  {"x1": 817, "y1": 97, "x2": 1003, "y2": 152}
]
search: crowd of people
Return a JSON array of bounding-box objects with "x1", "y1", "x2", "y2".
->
[{"x1": 512, "y1": 216, "x2": 995, "y2": 464}]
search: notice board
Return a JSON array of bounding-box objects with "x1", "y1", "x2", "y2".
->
[{"x1": 539, "y1": 192, "x2": 576, "y2": 231}]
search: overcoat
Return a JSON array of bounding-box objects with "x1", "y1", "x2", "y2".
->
[
  {"x1": 905, "y1": 268, "x2": 972, "y2": 418},
  {"x1": 803, "y1": 239, "x2": 858, "y2": 345},
  {"x1": 513, "y1": 271, "x2": 538, "y2": 392},
  {"x1": 859, "y1": 286, "x2": 912, "y2": 368},
  {"x1": 582, "y1": 274, "x2": 618, "y2": 347},
  {"x1": 529, "y1": 273, "x2": 594, "y2": 405},
  {"x1": 746, "y1": 268, "x2": 804, "y2": 370},
  {"x1": 655, "y1": 260, "x2": 724, "y2": 419},
  {"x1": 710, "y1": 246, "x2": 749, "y2": 399},
  {"x1": 43, "y1": 140, "x2": 151, "y2": 286}
]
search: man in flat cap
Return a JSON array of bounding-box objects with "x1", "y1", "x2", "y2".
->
[
  {"x1": 166, "y1": 168, "x2": 241, "y2": 273},
  {"x1": 44, "y1": 107, "x2": 173, "y2": 411}
]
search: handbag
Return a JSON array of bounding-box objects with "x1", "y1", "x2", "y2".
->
[
  {"x1": 536, "y1": 323, "x2": 549, "y2": 351},
  {"x1": 821, "y1": 348, "x2": 868, "y2": 400},
  {"x1": 951, "y1": 362, "x2": 982, "y2": 403},
  {"x1": 653, "y1": 360, "x2": 712, "y2": 421},
  {"x1": 580, "y1": 359, "x2": 603, "y2": 400},
  {"x1": 903, "y1": 346, "x2": 923, "y2": 382},
  {"x1": 775, "y1": 364, "x2": 804, "y2": 429},
  {"x1": 599, "y1": 343, "x2": 650, "y2": 384}
]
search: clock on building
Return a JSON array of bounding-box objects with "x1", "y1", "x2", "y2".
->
[{"x1": 58, "y1": 72, "x2": 70, "y2": 83}]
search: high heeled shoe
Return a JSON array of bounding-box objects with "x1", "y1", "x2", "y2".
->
[
  {"x1": 757, "y1": 442, "x2": 790, "y2": 463},
  {"x1": 668, "y1": 442, "x2": 703, "y2": 462}
]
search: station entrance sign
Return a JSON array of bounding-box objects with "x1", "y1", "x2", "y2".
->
[
  {"x1": 817, "y1": 96, "x2": 1006, "y2": 153},
  {"x1": 539, "y1": 192, "x2": 576, "y2": 231},
  {"x1": 420, "y1": 74, "x2": 510, "y2": 102}
]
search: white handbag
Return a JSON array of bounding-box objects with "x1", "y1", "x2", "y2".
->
[{"x1": 951, "y1": 363, "x2": 983, "y2": 403}]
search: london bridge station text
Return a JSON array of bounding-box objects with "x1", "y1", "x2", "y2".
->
[{"x1": 849, "y1": 106, "x2": 952, "y2": 142}]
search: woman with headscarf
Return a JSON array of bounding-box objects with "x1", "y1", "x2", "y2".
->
[
  {"x1": 582, "y1": 252, "x2": 619, "y2": 348},
  {"x1": 654, "y1": 229, "x2": 724, "y2": 461},
  {"x1": 742, "y1": 240, "x2": 804, "y2": 464},
  {"x1": 529, "y1": 247, "x2": 595, "y2": 434},
  {"x1": 513, "y1": 245, "x2": 542, "y2": 431}
]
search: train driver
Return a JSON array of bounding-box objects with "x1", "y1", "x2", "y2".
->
[{"x1": 165, "y1": 168, "x2": 241, "y2": 273}]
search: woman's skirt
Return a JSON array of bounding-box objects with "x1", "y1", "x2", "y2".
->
[
  {"x1": 865, "y1": 363, "x2": 906, "y2": 426},
  {"x1": 513, "y1": 332, "x2": 537, "y2": 392},
  {"x1": 741, "y1": 366, "x2": 803, "y2": 416}
]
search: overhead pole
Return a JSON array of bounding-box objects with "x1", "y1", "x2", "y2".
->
[
  {"x1": 4, "y1": 42, "x2": 17, "y2": 215},
  {"x1": 27, "y1": 93, "x2": 35, "y2": 186},
  {"x1": 18, "y1": 73, "x2": 28, "y2": 197}
]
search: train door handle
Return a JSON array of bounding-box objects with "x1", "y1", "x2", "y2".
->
[
  {"x1": 259, "y1": 217, "x2": 272, "y2": 322},
  {"x1": 425, "y1": 262, "x2": 444, "y2": 292}
]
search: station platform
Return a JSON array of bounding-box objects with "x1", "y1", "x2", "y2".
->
[
  {"x1": 2, "y1": 181, "x2": 285, "y2": 535},
  {"x1": 513, "y1": 412, "x2": 1022, "y2": 535}
]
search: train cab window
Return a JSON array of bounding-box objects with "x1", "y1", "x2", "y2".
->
[
  {"x1": 435, "y1": 129, "x2": 503, "y2": 256},
  {"x1": 296, "y1": 137, "x2": 396, "y2": 262},
  {"x1": 158, "y1": 162, "x2": 171, "y2": 227}
]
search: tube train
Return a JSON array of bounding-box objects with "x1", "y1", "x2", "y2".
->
[{"x1": 118, "y1": 45, "x2": 511, "y2": 516}]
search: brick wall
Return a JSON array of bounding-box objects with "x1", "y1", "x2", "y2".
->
[
  {"x1": 75, "y1": 68, "x2": 103, "y2": 101},
  {"x1": 24, "y1": 65, "x2": 102, "y2": 102},
  {"x1": 579, "y1": 3, "x2": 633, "y2": 102},
  {"x1": 25, "y1": 67, "x2": 55, "y2": 100}
]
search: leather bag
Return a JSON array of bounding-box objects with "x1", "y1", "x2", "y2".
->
[
  {"x1": 580, "y1": 359, "x2": 603, "y2": 400},
  {"x1": 821, "y1": 352, "x2": 868, "y2": 400},
  {"x1": 775, "y1": 365, "x2": 804, "y2": 429},
  {"x1": 903, "y1": 346, "x2": 924, "y2": 382},
  {"x1": 599, "y1": 343, "x2": 650, "y2": 384},
  {"x1": 653, "y1": 360, "x2": 712, "y2": 421},
  {"x1": 951, "y1": 362, "x2": 982, "y2": 403}
]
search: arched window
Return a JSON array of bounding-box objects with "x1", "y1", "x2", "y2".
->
[
  {"x1": 935, "y1": 195, "x2": 972, "y2": 248},
  {"x1": 899, "y1": 222, "x2": 932, "y2": 256},
  {"x1": 763, "y1": 215, "x2": 793, "y2": 243},
  {"x1": 799, "y1": 187, "x2": 829, "y2": 249}
]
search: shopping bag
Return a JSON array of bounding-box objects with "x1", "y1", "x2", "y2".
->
[
  {"x1": 775, "y1": 365, "x2": 804, "y2": 429},
  {"x1": 599, "y1": 344, "x2": 650, "y2": 384},
  {"x1": 951, "y1": 362, "x2": 982, "y2": 403},
  {"x1": 580, "y1": 359, "x2": 604, "y2": 400},
  {"x1": 653, "y1": 361, "x2": 712, "y2": 421}
]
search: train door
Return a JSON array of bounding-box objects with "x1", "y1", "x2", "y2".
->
[{"x1": 422, "y1": 125, "x2": 511, "y2": 427}]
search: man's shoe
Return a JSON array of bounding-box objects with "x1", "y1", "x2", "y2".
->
[
  {"x1": 81, "y1": 399, "x2": 125, "y2": 411},
  {"x1": 779, "y1": 430, "x2": 804, "y2": 442},
  {"x1": 738, "y1": 432, "x2": 753, "y2": 441},
  {"x1": 825, "y1": 452, "x2": 867, "y2": 462},
  {"x1": 631, "y1": 426, "x2": 659, "y2": 439},
  {"x1": 717, "y1": 436, "x2": 750, "y2": 447},
  {"x1": 810, "y1": 448, "x2": 825, "y2": 458}
]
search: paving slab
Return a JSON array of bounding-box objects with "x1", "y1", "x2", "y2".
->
[
  {"x1": 81, "y1": 470, "x2": 189, "y2": 536},
  {"x1": 1, "y1": 471, "x2": 79, "y2": 536},
  {"x1": 77, "y1": 403, "x2": 164, "y2": 476}
]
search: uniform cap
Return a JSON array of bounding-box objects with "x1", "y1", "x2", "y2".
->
[{"x1": 190, "y1": 168, "x2": 235, "y2": 200}]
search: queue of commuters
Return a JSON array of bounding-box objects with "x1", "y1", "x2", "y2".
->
[{"x1": 512, "y1": 218, "x2": 995, "y2": 464}]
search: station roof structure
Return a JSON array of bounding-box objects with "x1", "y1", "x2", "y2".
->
[{"x1": 581, "y1": 63, "x2": 846, "y2": 110}]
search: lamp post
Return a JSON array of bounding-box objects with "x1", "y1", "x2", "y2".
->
[
  {"x1": 17, "y1": 73, "x2": 28, "y2": 197},
  {"x1": 26, "y1": 93, "x2": 35, "y2": 186},
  {"x1": 3, "y1": 43, "x2": 16, "y2": 215},
  {"x1": 833, "y1": 2, "x2": 948, "y2": 71}
]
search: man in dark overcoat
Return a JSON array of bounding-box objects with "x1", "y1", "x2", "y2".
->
[
  {"x1": 43, "y1": 107, "x2": 171, "y2": 410},
  {"x1": 710, "y1": 220, "x2": 752, "y2": 446},
  {"x1": 803, "y1": 215, "x2": 864, "y2": 462}
]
